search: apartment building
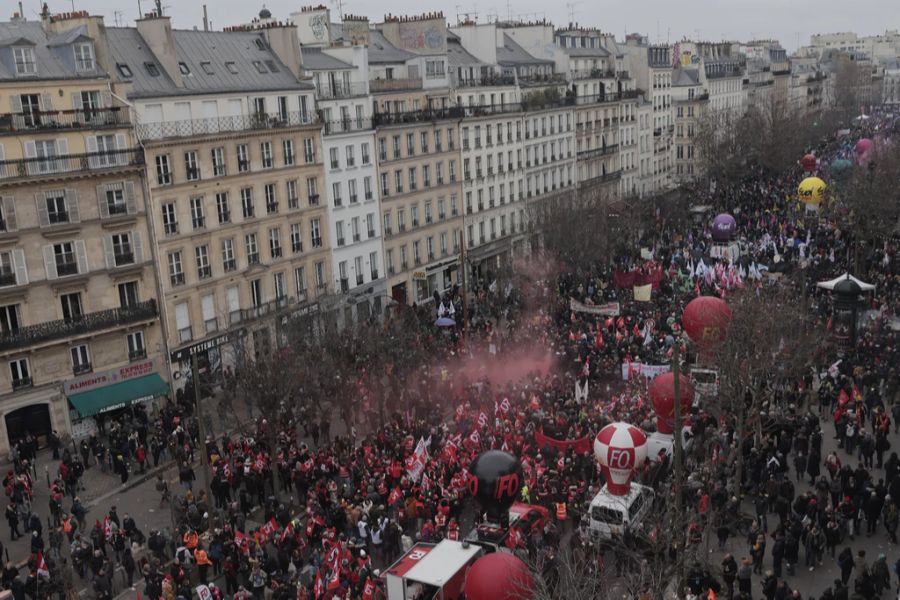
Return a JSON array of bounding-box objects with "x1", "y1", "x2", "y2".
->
[
  {"x1": 107, "y1": 15, "x2": 328, "y2": 379},
  {"x1": 671, "y1": 68, "x2": 705, "y2": 184},
  {"x1": 295, "y1": 7, "x2": 384, "y2": 323},
  {"x1": 0, "y1": 12, "x2": 165, "y2": 453}
]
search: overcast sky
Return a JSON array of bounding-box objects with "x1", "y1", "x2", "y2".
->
[{"x1": 22, "y1": 0, "x2": 897, "y2": 52}]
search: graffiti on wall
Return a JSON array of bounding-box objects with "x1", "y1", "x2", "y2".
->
[
  {"x1": 310, "y1": 14, "x2": 328, "y2": 40},
  {"x1": 399, "y1": 25, "x2": 445, "y2": 51}
]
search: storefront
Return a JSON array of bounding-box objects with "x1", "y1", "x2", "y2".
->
[{"x1": 65, "y1": 358, "x2": 169, "y2": 441}]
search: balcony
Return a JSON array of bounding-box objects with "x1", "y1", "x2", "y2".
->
[
  {"x1": 323, "y1": 117, "x2": 373, "y2": 136},
  {"x1": 233, "y1": 295, "x2": 298, "y2": 324},
  {"x1": 369, "y1": 77, "x2": 423, "y2": 93},
  {"x1": 0, "y1": 299, "x2": 158, "y2": 352},
  {"x1": 450, "y1": 73, "x2": 517, "y2": 88},
  {"x1": 0, "y1": 148, "x2": 144, "y2": 182},
  {"x1": 315, "y1": 82, "x2": 369, "y2": 100},
  {"x1": 136, "y1": 111, "x2": 317, "y2": 141},
  {"x1": 571, "y1": 68, "x2": 617, "y2": 80},
  {"x1": 0, "y1": 106, "x2": 130, "y2": 135},
  {"x1": 577, "y1": 144, "x2": 619, "y2": 159},
  {"x1": 574, "y1": 90, "x2": 641, "y2": 105},
  {"x1": 582, "y1": 169, "x2": 623, "y2": 186}
]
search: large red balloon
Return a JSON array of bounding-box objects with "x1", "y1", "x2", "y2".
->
[
  {"x1": 800, "y1": 154, "x2": 817, "y2": 172},
  {"x1": 649, "y1": 372, "x2": 695, "y2": 434},
  {"x1": 683, "y1": 296, "x2": 732, "y2": 347},
  {"x1": 464, "y1": 552, "x2": 533, "y2": 600}
]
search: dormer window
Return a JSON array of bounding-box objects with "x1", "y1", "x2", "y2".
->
[
  {"x1": 145, "y1": 62, "x2": 160, "y2": 77},
  {"x1": 178, "y1": 62, "x2": 191, "y2": 75},
  {"x1": 254, "y1": 38, "x2": 267, "y2": 51},
  {"x1": 74, "y1": 42, "x2": 95, "y2": 71},
  {"x1": 252, "y1": 60, "x2": 267, "y2": 74},
  {"x1": 264, "y1": 60, "x2": 278, "y2": 73},
  {"x1": 200, "y1": 62, "x2": 214, "y2": 75},
  {"x1": 13, "y1": 47, "x2": 36, "y2": 75},
  {"x1": 225, "y1": 62, "x2": 238, "y2": 74}
]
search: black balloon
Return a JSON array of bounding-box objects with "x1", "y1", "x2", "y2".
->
[{"x1": 467, "y1": 450, "x2": 523, "y2": 524}]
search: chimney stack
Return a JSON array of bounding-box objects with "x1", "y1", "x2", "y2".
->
[{"x1": 136, "y1": 13, "x2": 185, "y2": 88}]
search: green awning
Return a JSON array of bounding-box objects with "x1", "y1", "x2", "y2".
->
[{"x1": 68, "y1": 373, "x2": 169, "y2": 417}]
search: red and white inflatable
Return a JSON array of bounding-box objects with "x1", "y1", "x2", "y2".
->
[{"x1": 593, "y1": 422, "x2": 648, "y2": 495}]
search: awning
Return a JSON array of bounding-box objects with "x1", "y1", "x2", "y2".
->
[
  {"x1": 816, "y1": 273, "x2": 876, "y2": 292},
  {"x1": 68, "y1": 373, "x2": 169, "y2": 417}
]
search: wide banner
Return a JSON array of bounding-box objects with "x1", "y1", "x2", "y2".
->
[
  {"x1": 534, "y1": 429, "x2": 592, "y2": 454},
  {"x1": 621, "y1": 361, "x2": 671, "y2": 381},
  {"x1": 569, "y1": 298, "x2": 620, "y2": 316}
]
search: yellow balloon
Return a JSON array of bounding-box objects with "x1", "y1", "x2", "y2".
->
[{"x1": 798, "y1": 177, "x2": 827, "y2": 205}]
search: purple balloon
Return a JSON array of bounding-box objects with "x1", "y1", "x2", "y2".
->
[{"x1": 711, "y1": 213, "x2": 737, "y2": 242}]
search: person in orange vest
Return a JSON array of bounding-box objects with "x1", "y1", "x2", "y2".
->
[
  {"x1": 183, "y1": 528, "x2": 199, "y2": 550},
  {"x1": 194, "y1": 544, "x2": 212, "y2": 582},
  {"x1": 446, "y1": 519, "x2": 460, "y2": 541},
  {"x1": 555, "y1": 499, "x2": 568, "y2": 535}
]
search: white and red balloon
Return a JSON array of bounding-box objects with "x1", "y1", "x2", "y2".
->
[{"x1": 594, "y1": 422, "x2": 648, "y2": 495}]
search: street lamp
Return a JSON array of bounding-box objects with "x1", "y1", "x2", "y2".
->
[{"x1": 832, "y1": 277, "x2": 862, "y2": 350}]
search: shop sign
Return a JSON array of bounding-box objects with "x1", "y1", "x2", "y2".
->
[
  {"x1": 170, "y1": 332, "x2": 233, "y2": 363},
  {"x1": 64, "y1": 358, "x2": 158, "y2": 395},
  {"x1": 413, "y1": 271, "x2": 427, "y2": 281}
]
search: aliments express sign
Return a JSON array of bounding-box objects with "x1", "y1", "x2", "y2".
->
[{"x1": 64, "y1": 358, "x2": 158, "y2": 395}]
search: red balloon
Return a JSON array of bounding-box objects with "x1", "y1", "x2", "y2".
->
[
  {"x1": 464, "y1": 552, "x2": 533, "y2": 600},
  {"x1": 683, "y1": 296, "x2": 732, "y2": 347},
  {"x1": 801, "y1": 154, "x2": 817, "y2": 171},
  {"x1": 649, "y1": 372, "x2": 695, "y2": 434}
]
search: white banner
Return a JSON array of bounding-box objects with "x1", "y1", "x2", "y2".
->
[
  {"x1": 569, "y1": 299, "x2": 620, "y2": 316},
  {"x1": 621, "y1": 362, "x2": 671, "y2": 381},
  {"x1": 406, "y1": 437, "x2": 429, "y2": 482}
]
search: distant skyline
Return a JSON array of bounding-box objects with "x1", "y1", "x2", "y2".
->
[{"x1": 15, "y1": 0, "x2": 898, "y2": 53}]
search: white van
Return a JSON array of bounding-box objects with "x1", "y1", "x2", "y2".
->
[{"x1": 587, "y1": 483, "x2": 655, "y2": 541}]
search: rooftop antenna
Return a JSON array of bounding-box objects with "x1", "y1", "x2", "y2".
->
[
  {"x1": 506, "y1": 0, "x2": 511, "y2": 22},
  {"x1": 202, "y1": 4, "x2": 209, "y2": 31},
  {"x1": 113, "y1": 10, "x2": 123, "y2": 26},
  {"x1": 566, "y1": 1, "x2": 582, "y2": 24},
  {"x1": 154, "y1": 0, "x2": 163, "y2": 16},
  {"x1": 330, "y1": 0, "x2": 344, "y2": 20}
]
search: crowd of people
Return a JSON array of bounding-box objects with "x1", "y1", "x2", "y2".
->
[{"x1": 2, "y1": 109, "x2": 899, "y2": 600}]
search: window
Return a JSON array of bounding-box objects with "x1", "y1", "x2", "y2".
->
[
  {"x1": 425, "y1": 202, "x2": 433, "y2": 224},
  {"x1": 392, "y1": 135, "x2": 401, "y2": 159},
  {"x1": 13, "y1": 47, "x2": 36, "y2": 75},
  {"x1": 438, "y1": 198, "x2": 446, "y2": 220},
  {"x1": 332, "y1": 182, "x2": 342, "y2": 207},
  {"x1": 185, "y1": 151, "x2": 202, "y2": 181},
  {"x1": 200, "y1": 61, "x2": 214, "y2": 75},
  {"x1": 380, "y1": 173, "x2": 389, "y2": 197},
  {"x1": 406, "y1": 133, "x2": 415, "y2": 156},
  {"x1": 111, "y1": 233, "x2": 135, "y2": 266},
  {"x1": 369, "y1": 251, "x2": 379, "y2": 279},
  {"x1": 336, "y1": 221, "x2": 345, "y2": 247},
  {"x1": 427, "y1": 236, "x2": 434, "y2": 259},
  {"x1": 190, "y1": 196, "x2": 205, "y2": 229},
  {"x1": 126, "y1": 331, "x2": 146, "y2": 361},
  {"x1": 351, "y1": 217, "x2": 360, "y2": 242},
  {"x1": 354, "y1": 256, "x2": 364, "y2": 286},
  {"x1": 178, "y1": 62, "x2": 191, "y2": 75},
  {"x1": 434, "y1": 130, "x2": 443, "y2": 152},
  {"x1": 222, "y1": 238, "x2": 236, "y2": 272},
  {"x1": 9, "y1": 358, "x2": 31, "y2": 389},
  {"x1": 269, "y1": 228, "x2": 282, "y2": 258},
  {"x1": 413, "y1": 240, "x2": 421, "y2": 264},
  {"x1": 447, "y1": 128, "x2": 455, "y2": 150},
  {"x1": 395, "y1": 170, "x2": 403, "y2": 193},
  {"x1": 307, "y1": 178, "x2": 319, "y2": 204},
  {"x1": 212, "y1": 147, "x2": 226, "y2": 176},
  {"x1": 241, "y1": 188, "x2": 254, "y2": 218},
  {"x1": 423, "y1": 165, "x2": 431, "y2": 188},
  {"x1": 261, "y1": 142, "x2": 273, "y2": 169},
  {"x1": 345, "y1": 145, "x2": 355, "y2": 167},
  {"x1": 60, "y1": 292, "x2": 83, "y2": 321},
  {"x1": 287, "y1": 180, "x2": 299, "y2": 209},
  {"x1": 74, "y1": 43, "x2": 95, "y2": 71},
  {"x1": 290, "y1": 223, "x2": 303, "y2": 253},
  {"x1": 246, "y1": 233, "x2": 259, "y2": 264},
  {"x1": 237, "y1": 144, "x2": 250, "y2": 172},
  {"x1": 43, "y1": 191, "x2": 70, "y2": 225},
  {"x1": 400, "y1": 245, "x2": 408, "y2": 268},
  {"x1": 195, "y1": 245, "x2": 211, "y2": 279},
  {"x1": 348, "y1": 179, "x2": 358, "y2": 204},
  {"x1": 216, "y1": 192, "x2": 230, "y2": 224},
  {"x1": 156, "y1": 154, "x2": 172, "y2": 185},
  {"x1": 0, "y1": 304, "x2": 20, "y2": 336},
  {"x1": 283, "y1": 139, "x2": 295, "y2": 166},
  {"x1": 118, "y1": 282, "x2": 138, "y2": 308},
  {"x1": 168, "y1": 251, "x2": 184, "y2": 286},
  {"x1": 338, "y1": 261, "x2": 349, "y2": 291},
  {"x1": 440, "y1": 232, "x2": 448, "y2": 255},
  {"x1": 53, "y1": 242, "x2": 78, "y2": 276},
  {"x1": 100, "y1": 186, "x2": 130, "y2": 220},
  {"x1": 314, "y1": 262, "x2": 325, "y2": 292},
  {"x1": 420, "y1": 131, "x2": 429, "y2": 154},
  {"x1": 449, "y1": 160, "x2": 457, "y2": 182},
  {"x1": 411, "y1": 205, "x2": 419, "y2": 228},
  {"x1": 252, "y1": 60, "x2": 267, "y2": 74},
  {"x1": 397, "y1": 208, "x2": 406, "y2": 232},
  {"x1": 145, "y1": 62, "x2": 160, "y2": 77},
  {"x1": 329, "y1": 148, "x2": 339, "y2": 170},
  {"x1": 265, "y1": 183, "x2": 278, "y2": 214},
  {"x1": 383, "y1": 212, "x2": 392, "y2": 235},
  {"x1": 366, "y1": 213, "x2": 376, "y2": 238},
  {"x1": 294, "y1": 267, "x2": 306, "y2": 297},
  {"x1": 386, "y1": 249, "x2": 394, "y2": 274},
  {"x1": 304, "y1": 139, "x2": 316, "y2": 163},
  {"x1": 310, "y1": 219, "x2": 322, "y2": 248},
  {"x1": 273, "y1": 271, "x2": 286, "y2": 300},
  {"x1": 361, "y1": 143, "x2": 371, "y2": 165},
  {"x1": 378, "y1": 138, "x2": 387, "y2": 161},
  {"x1": 116, "y1": 63, "x2": 133, "y2": 78},
  {"x1": 425, "y1": 59, "x2": 445, "y2": 78},
  {"x1": 451, "y1": 193, "x2": 459, "y2": 216}
]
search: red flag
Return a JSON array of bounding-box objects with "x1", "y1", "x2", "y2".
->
[
  {"x1": 103, "y1": 516, "x2": 111, "y2": 540},
  {"x1": 36, "y1": 551, "x2": 49, "y2": 578},
  {"x1": 468, "y1": 429, "x2": 480, "y2": 446},
  {"x1": 279, "y1": 522, "x2": 294, "y2": 545},
  {"x1": 313, "y1": 570, "x2": 325, "y2": 598},
  {"x1": 477, "y1": 411, "x2": 489, "y2": 429}
]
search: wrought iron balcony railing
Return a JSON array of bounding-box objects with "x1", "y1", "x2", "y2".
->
[
  {"x1": 0, "y1": 106, "x2": 130, "y2": 135},
  {"x1": 136, "y1": 111, "x2": 318, "y2": 141},
  {"x1": 315, "y1": 82, "x2": 369, "y2": 100},
  {"x1": 369, "y1": 78, "x2": 423, "y2": 93},
  {"x1": 577, "y1": 144, "x2": 619, "y2": 159},
  {"x1": 0, "y1": 148, "x2": 144, "y2": 181},
  {"x1": 373, "y1": 107, "x2": 463, "y2": 127},
  {"x1": 0, "y1": 299, "x2": 157, "y2": 352},
  {"x1": 323, "y1": 118, "x2": 373, "y2": 135}
]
